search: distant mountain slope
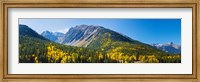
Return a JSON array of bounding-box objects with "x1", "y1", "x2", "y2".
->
[
  {"x1": 60, "y1": 25, "x2": 142, "y2": 47},
  {"x1": 40, "y1": 25, "x2": 168, "y2": 56},
  {"x1": 41, "y1": 31, "x2": 58, "y2": 42},
  {"x1": 19, "y1": 24, "x2": 49, "y2": 41},
  {"x1": 151, "y1": 42, "x2": 181, "y2": 54},
  {"x1": 41, "y1": 31, "x2": 64, "y2": 43},
  {"x1": 19, "y1": 24, "x2": 51, "y2": 63},
  {"x1": 56, "y1": 25, "x2": 168, "y2": 56},
  {"x1": 40, "y1": 25, "x2": 143, "y2": 48},
  {"x1": 61, "y1": 25, "x2": 101, "y2": 47}
]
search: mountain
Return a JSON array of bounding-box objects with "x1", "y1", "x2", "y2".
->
[
  {"x1": 41, "y1": 25, "x2": 143, "y2": 48},
  {"x1": 59, "y1": 25, "x2": 168, "y2": 56},
  {"x1": 41, "y1": 31, "x2": 64, "y2": 43},
  {"x1": 19, "y1": 24, "x2": 49, "y2": 41},
  {"x1": 19, "y1": 24, "x2": 171, "y2": 56},
  {"x1": 61, "y1": 25, "x2": 102, "y2": 47},
  {"x1": 61, "y1": 25, "x2": 140, "y2": 47},
  {"x1": 151, "y1": 42, "x2": 181, "y2": 54},
  {"x1": 40, "y1": 24, "x2": 168, "y2": 56},
  {"x1": 19, "y1": 24, "x2": 181, "y2": 63},
  {"x1": 41, "y1": 31, "x2": 57, "y2": 41},
  {"x1": 56, "y1": 25, "x2": 180, "y2": 63}
]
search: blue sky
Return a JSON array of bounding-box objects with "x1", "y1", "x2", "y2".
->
[{"x1": 19, "y1": 18, "x2": 181, "y2": 45}]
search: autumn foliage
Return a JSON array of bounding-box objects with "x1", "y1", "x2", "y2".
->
[{"x1": 19, "y1": 32, "x2": 181, "y2": 63}]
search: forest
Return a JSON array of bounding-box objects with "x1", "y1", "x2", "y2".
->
[
  {"x1": 19, "y1": 24, "x2": 181, "y2": 63},
  {"x1": 19, "y1": 35, "x2": 181, "y2": 63}
]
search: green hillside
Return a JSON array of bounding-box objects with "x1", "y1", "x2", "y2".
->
[{"x1": 19, "y1": 25, "x2": 181, "y2": 63}]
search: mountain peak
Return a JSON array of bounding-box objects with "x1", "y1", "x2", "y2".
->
[
  {"x1": 19, "y1": 24, "x2": 49, "y2": 41},
  {"x1": 166, "y1": 42, "x2": 173, "y2": 45},
  {"x1": 72, "y1": 24, "x2": 104, "y2": 31},
  {"x1": 54, "y1": 32, "x2": 64, "y2": 36},
  {"x1": 44, "y1": 30, "x2": 51, "y2": 33},
  {"x1": 75, "y1": 24, "x2": 103, "y2": 28},
  {"x1": 41, "y1": 30, "x2": 53, "y2": 35},
  {"x1": 151, "y1": 42, "x2": 181, "y2": 54},
  {"x1": 19, "y1": 24, "x2": 28, "y2": 28},
  {"x1": 60, "y1": 25, "x2": 103, "y2": 47},
  {"x1": 40, "y1": 24, "x2": 137, "y2": 48},
  {"x1": 41, "y1": 30, "x2": 64, "y2": 42}
]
